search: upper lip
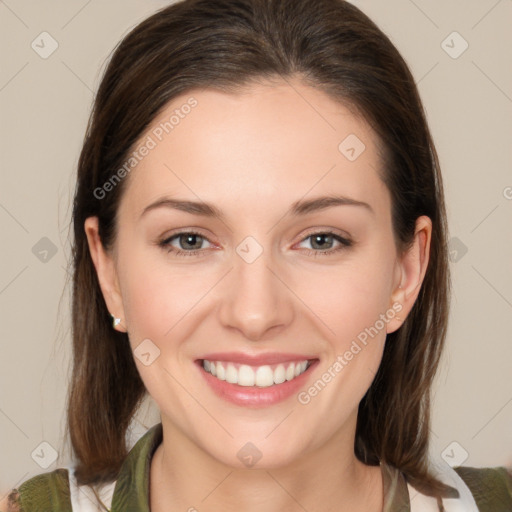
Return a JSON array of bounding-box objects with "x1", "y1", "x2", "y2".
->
[{"x1": 198, "y1": 352, "x2": 317, "y2": 366}]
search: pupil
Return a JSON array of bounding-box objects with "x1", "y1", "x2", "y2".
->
[
  {"x1": 313, "y1": 234, "x2": 331, "y2": 249},
  {"x1": 183, "y1": 234, "x2": 200, "y2": 249}
]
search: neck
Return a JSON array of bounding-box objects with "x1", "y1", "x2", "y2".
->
[{"x1": 149, "y1": 417, "x2": 383, "y2": 512}]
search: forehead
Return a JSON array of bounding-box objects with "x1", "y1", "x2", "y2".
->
[{"x1": 118, "y1": 78, "x2": 388, "y2": 221}]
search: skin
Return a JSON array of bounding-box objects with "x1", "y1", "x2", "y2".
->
[{"x1": 85, "y1": 77, "x2": 431, "y2": 512}]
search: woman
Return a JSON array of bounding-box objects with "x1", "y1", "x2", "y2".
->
[{"x1": 3, "y1": 0, "x2": 511, "y2": 510}]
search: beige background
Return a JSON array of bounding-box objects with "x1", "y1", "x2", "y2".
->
[{"x1": 1, "y1": 0, "x2": 511, "y2": 495}]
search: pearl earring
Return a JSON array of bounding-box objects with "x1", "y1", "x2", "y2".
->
[{"x1": 110, "y1": 313, "x2": 121, "y2": 328}]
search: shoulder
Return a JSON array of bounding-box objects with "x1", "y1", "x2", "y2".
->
[
  {"x1": 1, "y1": 468, "x2": 72, "y2": 511},
  {"x1": 454, "y1": 465, "x2": 512, "y2": 511}
]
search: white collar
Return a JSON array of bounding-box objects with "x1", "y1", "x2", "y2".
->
[{"x1": 408, "y1": 461, "x2": 479, "y2": 512}]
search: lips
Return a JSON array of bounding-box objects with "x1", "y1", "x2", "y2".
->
[{"x1": 195, "y1": 352, "x2": 319, "y2": 407}]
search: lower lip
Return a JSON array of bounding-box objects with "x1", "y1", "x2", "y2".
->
[{"x1": 196, "y1": 359, "x2": 319, "y2": 407}]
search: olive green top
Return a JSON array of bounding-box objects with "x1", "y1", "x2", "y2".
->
[{"x1": 6, "y1": 423, "x2": 512, "y2": 511}]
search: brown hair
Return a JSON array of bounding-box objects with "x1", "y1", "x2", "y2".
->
[{"x1": 67, "y1": 0, "x2": 453, "y2": 497}]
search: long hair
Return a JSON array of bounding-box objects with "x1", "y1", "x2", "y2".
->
[{"x1": 67, "y1": 0, "x2": 453, "y2": 496}]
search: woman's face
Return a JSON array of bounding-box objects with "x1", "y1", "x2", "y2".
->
[{"x1": 87, "y1": 77, "x2": 429, "y2": 469}]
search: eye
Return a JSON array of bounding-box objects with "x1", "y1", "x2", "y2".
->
[
  {"x1": 157, "y1": 229, "x2": 353, "y2": 258},
  {"x1": 158, "y1": 230, "x2": 213, "y2": 257},
  {"x1": 296, "y1": 230, "x2": 353, "y2": 257}
]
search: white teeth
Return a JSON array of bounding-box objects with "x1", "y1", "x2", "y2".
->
[
  {"x1": 239, "y1": 365, "x2": 255, "y2": 386},
  {"x1": 202, "y1": 359, "x2": 310, "y2": 387},
  {"x1": 225, "y1": 363, "x2": 237, "y2": 384},
  {"x1": 216, "y1": 362, "x2": 226, "y2": 380},
  {"x1": 274, "y1": 364, "x2": 286, "y2": 384},
  {"x1": 255, "y1": 366, "x2": 273, "y2": 387}
]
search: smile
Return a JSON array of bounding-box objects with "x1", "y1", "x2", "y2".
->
[
  {"x1": 196, "y1": 352, "x2": 319, "y2": 407},
  {"x1": 202, "y1": 359, "x2": 310, "y2": 387}
]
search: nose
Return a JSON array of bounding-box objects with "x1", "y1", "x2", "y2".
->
[{"x1": 218, "y1": 244, "x2": 295, "y2": 341}]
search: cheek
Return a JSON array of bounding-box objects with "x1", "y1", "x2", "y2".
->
[
  {"x1": 117, "y1": 243, "x2": 212, "y2": 342},
  {"x1": 295, "y1": 244, "x2": 394, "y2": 405},
  {"x1": 116, "y1": 250, "x2": 208, "y2": 412},
  {"x1": 301, "y1": 247, "x2": 395, "y2": 344}
]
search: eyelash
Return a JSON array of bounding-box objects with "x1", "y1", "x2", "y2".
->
[{"x1": 157, "y1": 230, "x2": 353, "y2": 258}]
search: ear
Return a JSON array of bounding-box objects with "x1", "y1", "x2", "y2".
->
[
  {"x1": 84, "y1": 216, "x2": 127, "y2": 333},
  {"x1": 387, "y1": 215, "x2": 432, "y2": 334}
]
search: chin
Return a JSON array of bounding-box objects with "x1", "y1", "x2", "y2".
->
[{"x1": 203, "y1": 434, "x2": 310, "y2": 471}]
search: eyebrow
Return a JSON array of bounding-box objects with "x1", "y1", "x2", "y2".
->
[{"x1": 139, "y1": 194, "x2": 374, "y2": 221}]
